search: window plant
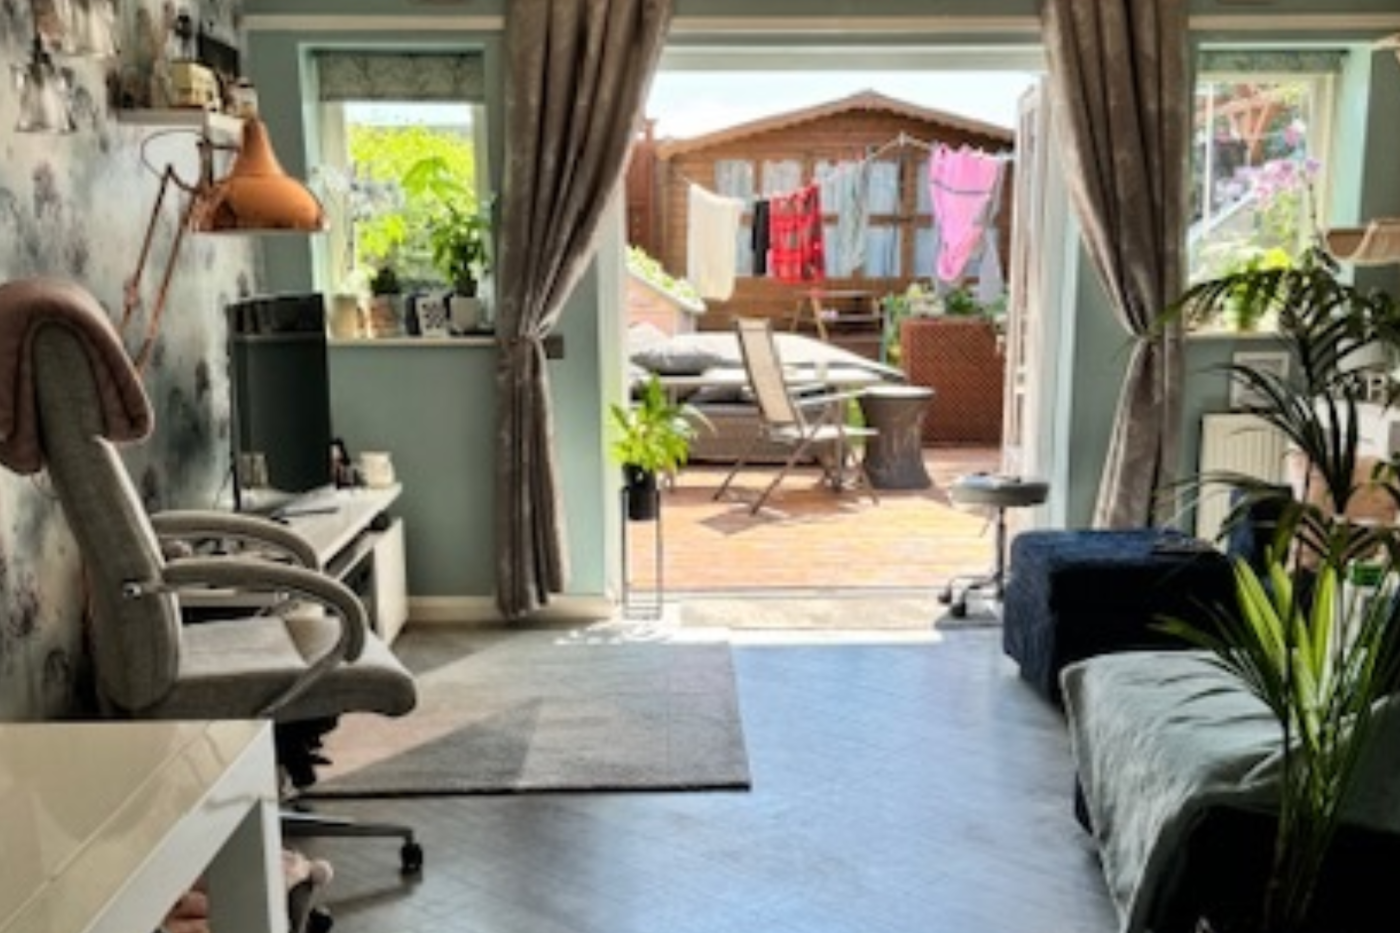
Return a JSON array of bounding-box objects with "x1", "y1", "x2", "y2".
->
[
  {"x1": 427, "y1": 201, "x2": 491, "y2": 298},
  {"x1": 1160, "y1": 247, "x2": 1400, "y2": 933},
  {"x1": 365, "y1": 265, "x2": 404, "y2": 338},
  {"x1": 608, "y1": 374, "x2": 709, "y2": 521},
  {"x1": 402, "y1": 155, "x2": 492, "y2": 298}
]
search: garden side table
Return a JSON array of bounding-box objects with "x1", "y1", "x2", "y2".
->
[{"x1": 858, "y1": 385, "x2": 935, "y2": 489}]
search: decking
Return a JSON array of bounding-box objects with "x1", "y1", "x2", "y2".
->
[{"x1": 630, "y1": 446, "x2": 1002, "y2": 593}]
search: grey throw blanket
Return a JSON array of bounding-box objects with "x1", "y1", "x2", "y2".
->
[{"x1": 1062, "y1": 650, "x2": 1400, "y2": 933}]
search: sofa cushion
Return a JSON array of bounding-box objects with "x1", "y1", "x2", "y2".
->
[{"x1": 630, "y1": 341, "x2": 727, "y2": 376}]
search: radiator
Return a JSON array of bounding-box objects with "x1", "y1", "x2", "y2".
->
[{"x1": 1196, "y1": 413, "x2": 1289, "y2": 543}]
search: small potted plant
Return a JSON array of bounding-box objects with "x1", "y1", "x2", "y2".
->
[
  {"x1": 403, "y1": 155, "x2": 493, "y2": 333},
  {"x1": 366, "y1": 264, "x2": 403, "y2": 337},
  {"x1": 608, "y1": 374, "x2": 709, "y2": 521}
]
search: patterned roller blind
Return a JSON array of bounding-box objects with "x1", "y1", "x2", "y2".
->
[{"x1": 316, "y1": 51, "x2": 486, "y2": 102}]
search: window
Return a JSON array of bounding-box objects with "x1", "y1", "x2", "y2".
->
[
  {"x1": 1187, "y1": 52, "x2": 1342, "y2": 287},
  {"x1": 312, "y1": 51, "x2": 489, "y2": 295}
]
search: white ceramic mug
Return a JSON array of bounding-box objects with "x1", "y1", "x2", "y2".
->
[{"x1": 358, "y1": 451, "x2": 395, "y2": 488}]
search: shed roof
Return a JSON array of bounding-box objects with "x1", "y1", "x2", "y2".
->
[{"x1": 654, "y1": 90, "x2": 1015, "y2": 159}]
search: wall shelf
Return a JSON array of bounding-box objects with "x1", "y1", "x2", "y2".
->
[{"x1": 115, "y1": 109, "x2": 243, "y2": 138}]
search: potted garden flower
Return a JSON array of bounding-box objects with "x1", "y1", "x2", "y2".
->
[
  {"x1": 608, "y1": 374, "x2": 709, "y2": 521},
  {"x1": 1161, "y1": 246, "x2": 1400, "y2": 933}
]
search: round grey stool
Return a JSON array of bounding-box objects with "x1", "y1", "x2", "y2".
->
[{"x1": 940, "y1": 473, "x2": 1050, "y2": 617}]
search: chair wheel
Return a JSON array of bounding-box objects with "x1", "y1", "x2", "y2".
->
[
  {"x1": 937, "y1": 586, "x2": 953, "y2": 605},
  {"x1": 949, "y1": 602, "x2": 967, "y2": 619},
  {"x1": 400, "y1": 841, "x2": 424, "y2": 874},
  {"x1": 305, "y1": 907, "x2": 334, "y2": 933}
]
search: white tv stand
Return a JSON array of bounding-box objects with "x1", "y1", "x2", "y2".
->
[{"x1": 268, "y1": 484, "x2": 409, "y2": 643}]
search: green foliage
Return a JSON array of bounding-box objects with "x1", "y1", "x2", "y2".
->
[
  {"x1": 1160, "y1": 248, "x2": 1400, "y2": 933},
  {"x1": 346, "y1": 125, "x2": 477, "y2": 288},
  {"x1": 368, "y1": 266, "x2": 401, "y2": 295},
  {"x1": 880, "y1": 281, "x2": 1007, "y2": 367},
  {"x1": 403, "y1": 155, "x2": 492, "y2": 295},
  {"x1": 626, "y1": 246, "x2": 703, "y2": 311},
  {"x1": 608, "y1": 375, "x2": 710, "y2": 475}
]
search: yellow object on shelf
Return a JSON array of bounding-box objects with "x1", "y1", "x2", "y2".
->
[{"x1": 169, "y1": 61, "x2": 219, "y2": 111}]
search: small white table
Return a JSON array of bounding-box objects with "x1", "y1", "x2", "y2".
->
[{"x1": 0, "y1": 720, "x2": 285, "y2": 933}]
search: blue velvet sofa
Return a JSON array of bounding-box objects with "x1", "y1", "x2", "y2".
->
[{"x1": 1001, "y1": 528, "x2": 1236, "y2": 704}]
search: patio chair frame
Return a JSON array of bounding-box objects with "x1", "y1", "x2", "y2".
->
[{"x1": 713, "y1": 317, "x2": 879, "y2": 514}]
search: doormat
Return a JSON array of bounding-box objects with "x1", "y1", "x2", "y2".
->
[
  {"x1": 678, "y1": 592, "x2": 1001, "y2": 631},
  {"x1": 302, "y1": 627, "x2": 751, "y2": 797}
]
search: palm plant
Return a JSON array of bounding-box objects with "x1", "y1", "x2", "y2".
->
[{"x1": 1161, "y1": 247, "x2": 1400, "y2": 932}]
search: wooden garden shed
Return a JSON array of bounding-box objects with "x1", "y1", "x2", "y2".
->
[{"x1": 627, "y1": 90, "x2": 1016, "y2": 361}]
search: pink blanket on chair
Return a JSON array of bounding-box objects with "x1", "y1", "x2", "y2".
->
[{"x1": 0, "y1": 277, "x2": 151, "y2": 474}]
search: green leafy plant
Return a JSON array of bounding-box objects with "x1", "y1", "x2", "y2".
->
[
  {"x1": 883, "y1": 281, "x2": 1008, "y2": 366},
  {"x1": 1160, "y1": 247, "x2": 1400, "y2": 933},
  {"x1": 1202, "y1": 246, "x2": 1296, "y2": 332},
  {"x1": 607, "y1": 374, "x2": 709, "y2": 476},
  {"x1": 626, "y1": 246, "x2": 704, "y2": 312},
  {"x1": 403, "y1": 155, "x2": 492, "y2": 296},
  {"x1": 343, "y1": 123, "x2": 477, "y2": 286},
  {"x1": 368, "y1": 265, "x2": 401, "y2": 296}
]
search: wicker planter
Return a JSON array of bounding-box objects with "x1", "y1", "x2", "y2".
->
[{"x1": 899, "y1": 316, "x2": 1004, "y2": 446}]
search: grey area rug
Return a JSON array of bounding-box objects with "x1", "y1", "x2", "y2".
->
[
  {"x1": 304, "y1": 628, "x2": 751, "y2": 797},
  {"x1": 679, "y1": 593, "x2": 1001, "y2": 631}
]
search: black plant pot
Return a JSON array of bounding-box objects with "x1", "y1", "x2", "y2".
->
[{"x1": 623, "y1": 466, "x2": 660, "y2": 522}]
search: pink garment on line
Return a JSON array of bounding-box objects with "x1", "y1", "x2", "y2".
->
[{"x1": 928, "y1": 145, "x2": 1003, "y2": 284}]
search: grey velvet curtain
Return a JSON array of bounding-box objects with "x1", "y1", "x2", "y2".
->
[
  {"x1": 1042, "y1": 0, "x2": 1190, "y2": 528},
  {"x1": 494, "y1": 0, "x2": 672, "y2": 619}
]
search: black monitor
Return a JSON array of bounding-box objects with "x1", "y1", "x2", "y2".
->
[{"x1": 226, "y1": 293, "x2": 332, "y2": 510}]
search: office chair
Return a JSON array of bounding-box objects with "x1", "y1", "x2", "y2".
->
[
  {"x1": 714, "y1": 317, "x2": 879, "y2": 514},
  {"x1": 0, "y1": 277, "x2": 423, "y2": 874}
]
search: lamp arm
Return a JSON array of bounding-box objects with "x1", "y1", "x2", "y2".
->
[
  {"x1": 121, "y1": 134, "x2": 216, "y2": 373},
  {"x1": 120, "y1": 164, "x2": 180, "y2": 332}
]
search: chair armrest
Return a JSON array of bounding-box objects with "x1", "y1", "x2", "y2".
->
[
  {"x1": 155, "y1": 558, "x2": 368, "y2": 716},
  {"x1": 150, "y1": 510, "x2": 320, "y2": 568},
  {"x1": 795, "y1": 388, "x2": 865, "y2": 408},
  {"x1": 795, "y1": 390, "x2": 873, "y2": 431}
]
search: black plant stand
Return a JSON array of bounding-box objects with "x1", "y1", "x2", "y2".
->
[{"x1": 621, "y1": 486, "x2": 664, "y2": 621}]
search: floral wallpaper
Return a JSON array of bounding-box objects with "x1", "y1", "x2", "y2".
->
[{"x1": 0, "y1": 0, "x2": 260, "y2": 719}]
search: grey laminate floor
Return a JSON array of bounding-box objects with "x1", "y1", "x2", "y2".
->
[{"x1": 296, "y1": 628, "x2": 1118, "y2": 933}]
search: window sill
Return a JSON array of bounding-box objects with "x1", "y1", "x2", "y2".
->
[
  {"x1": 1185, "y1": 329, "x2": 1282, "y2": 342},
  {"x1": 329, "y1": 335, "x2": 496, "y2": 348}
]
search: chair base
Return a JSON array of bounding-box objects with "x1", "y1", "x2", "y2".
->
[{"x1": 281, "y1": 807, "x2": 424, "y2": 875}]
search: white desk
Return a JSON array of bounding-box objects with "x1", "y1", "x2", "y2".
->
[
  {"x1": 0, "y1": 720, "x2": 285, "y2": 933},
  {"x1": 223, "y1": 484, "x2": 409, "y2": 643},
  {"x1": 272, "y1": 484, "x2": 401, "y2": 568}
]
